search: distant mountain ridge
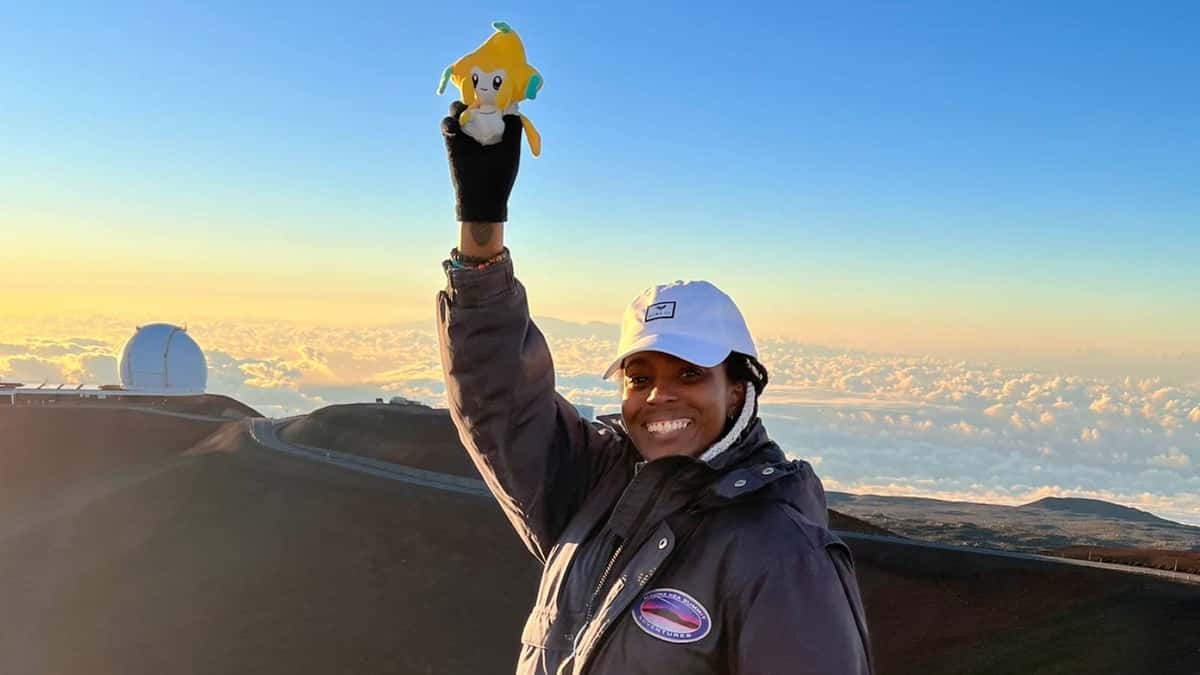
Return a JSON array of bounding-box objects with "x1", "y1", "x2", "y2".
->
[
  {"x1": 1019, "y1": 497, "x2": 1178, "y2": 526},
  {"x1": 827, "y1": 491, "x2": 1186, "y2": 529},
  {"x1": 826, "y1": 491, "x2": 1200, "y2": 553}
]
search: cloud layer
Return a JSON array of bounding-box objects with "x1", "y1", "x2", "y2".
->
[{"x1": 4, "y1": 316, "x2": 1198, "y2": 524}]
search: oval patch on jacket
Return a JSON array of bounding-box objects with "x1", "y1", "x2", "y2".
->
[{"x1": 632, "y1": 588, "x2": 711, "y2": 643}]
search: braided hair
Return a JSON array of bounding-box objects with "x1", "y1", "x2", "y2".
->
[{"x1": 723, "y1": 352, "x2": 769, "y2": 395}]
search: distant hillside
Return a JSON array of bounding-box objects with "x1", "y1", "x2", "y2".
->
[
  {"x1": 165, "y1": 393, "x2": 262, "y2": 419},
  {"x1": 277, "y1": 401, "x2": 479, "y2": 478},
  {"x1": 1020, "y1": 497, "x2": 1177, "y2": 526},
  {"x1": 829, "y1": 491, "x2": 1200, "y2": 552},
  {"x1": 530, "y1": 315, "x2": 619, "y2": 340},
  {"x1": 829, "y1": 509, "x2": 898, "y2": 537},
  {"x1": 826, "y1": 491, "x2": 981, "y2": 512}
]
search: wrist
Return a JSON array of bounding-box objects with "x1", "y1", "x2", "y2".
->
[
  {"x1": 458, "y1": 222, "x2": 505, "y2": 259},
  {"x1": 448, "y1": 246, "x2": 510, "y2": 271}
]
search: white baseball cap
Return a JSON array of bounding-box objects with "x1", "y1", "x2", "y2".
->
[{"x1": 602, "y1": 280, "x2": 759, "y2": 380}]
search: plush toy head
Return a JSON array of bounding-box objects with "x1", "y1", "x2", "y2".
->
[{"x1": 436, "y1": 22, "x2": 543, "y2": 112}]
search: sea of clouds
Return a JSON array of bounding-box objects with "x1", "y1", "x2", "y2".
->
[{"x1": 3, "y1": 316, "x2": 1198, "y2": 524}]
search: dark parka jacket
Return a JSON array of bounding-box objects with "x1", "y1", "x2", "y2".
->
[{"x1": 437, "y1": 257, "x2": 872, "y2": 675}]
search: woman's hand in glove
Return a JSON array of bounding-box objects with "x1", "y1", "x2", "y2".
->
[{"x1": 442, "y1": 100, "x2": 523, "y2": 226}]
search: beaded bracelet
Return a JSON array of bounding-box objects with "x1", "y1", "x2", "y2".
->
[{"x1": 448, "y1": 247, "x2": 510, "y2": 270}]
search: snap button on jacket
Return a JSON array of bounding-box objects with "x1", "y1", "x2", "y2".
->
[{"x1": 438, "y1": 258, "x2": 873, "y2": 675}]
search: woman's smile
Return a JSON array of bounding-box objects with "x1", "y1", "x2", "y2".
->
[
  {"x1": 622, "y1": 351, "x2": 743, "y2": 461},
  {"x1": 644, "y1": 418, "x2": 693, "y2": 435}
]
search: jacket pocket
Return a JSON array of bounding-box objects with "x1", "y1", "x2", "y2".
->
[{"x1": 520, "y1": 608, "x2": 580, "y2": 652}]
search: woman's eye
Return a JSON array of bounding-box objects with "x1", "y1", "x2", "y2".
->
[
  {"x1": 492, "y1": 75, "x2": 503, "y2": 90},
  {"x1": 627, "y1": 375, "x2": 648, "y2": 387},
  {"x1": 471, "y1": 74, "x2": 479, "y2": 87},
  {"x1": 682, "y1": 368, "x2": 702, "y2": 379}
]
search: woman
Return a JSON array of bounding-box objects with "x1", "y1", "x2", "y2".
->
[{"x1": 436, "y1": 102, "x2": 872, "y2": 674}]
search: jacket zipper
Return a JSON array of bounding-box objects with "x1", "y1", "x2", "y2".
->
[
  {"x1": 570, "y1": 460, "x2": 667, "y2": 661},
  {"x1": 582, "y1": 540, "x2": 622, "y2": 626}
]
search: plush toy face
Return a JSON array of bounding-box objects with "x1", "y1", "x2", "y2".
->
[
  {"x1": 437, "y1": 21, "x2": 544, "y2": 156},
  {"x1": 437, "y1": 22, "x2": 542, "y2": 111},
  {"x1": 469, "y1": 66, "x2": 507, "y2": 109}
]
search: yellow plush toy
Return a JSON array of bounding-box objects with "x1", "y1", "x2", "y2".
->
[{"x1": 436, "y1": 21, "x2": 543, "y2": 157}]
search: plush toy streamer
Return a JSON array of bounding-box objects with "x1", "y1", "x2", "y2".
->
[{"x1": 437, "y1": 21, "x2": 543, "y2": 157}]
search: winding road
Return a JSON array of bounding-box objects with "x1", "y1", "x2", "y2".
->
[
  {"x1": 247, "y1": 417, "x2": 490, "y2": 497},
  {"x1": 245, "y1": 416, "x2": 1200, "y2": 586}
]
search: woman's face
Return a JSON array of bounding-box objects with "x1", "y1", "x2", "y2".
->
[{"x1": 621, "y1": 351, "x2": 745, "y2": 462}]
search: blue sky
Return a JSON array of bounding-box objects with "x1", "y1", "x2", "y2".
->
[
  {"x1": 2, "y1": 3, "x2": 1198, "y2": 517},
  {"x1": 2, "y1": 1, "x2": 1198, "y2": 370}
]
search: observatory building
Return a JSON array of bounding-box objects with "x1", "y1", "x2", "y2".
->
[
  {"x1": 3, "y1": 323, "x2": 208, "y2": 404},
  {"x1": 118, "y1": 323, "x2": 207, "y2": 394}
]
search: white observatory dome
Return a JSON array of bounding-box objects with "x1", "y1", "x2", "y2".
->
[{"x1": 118, "y1": 323, "x2": 207, "y2": 394}]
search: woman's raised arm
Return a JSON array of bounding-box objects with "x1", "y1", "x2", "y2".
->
[{"x1": 436, "y1": 105, "x2": 625, "y2": 562}]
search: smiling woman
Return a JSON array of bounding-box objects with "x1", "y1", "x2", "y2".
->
[
  {"x1": 622, "y1": 350, "x2": 774, "y2": 462},
  {"x1": 435, "y1": 104, "x2": 872, "y2": 673},
  {"x1": 623, "y1": 348, "x2": 741, "y2": 449}
]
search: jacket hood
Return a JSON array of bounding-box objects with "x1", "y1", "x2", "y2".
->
[
  {"x1": 698, "y1": 382, "x2": 758, "y2": 465},
  {"x1": 596, "y1": 408, "x2": 829, "y2": 528},
  {"x1": 701, "y1": 417, "x2": 829, "y2": 528}
]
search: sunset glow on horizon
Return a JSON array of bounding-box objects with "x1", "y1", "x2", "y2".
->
[{"x1": 3, "y1": 2, "x2": 1197, "y2": 520}]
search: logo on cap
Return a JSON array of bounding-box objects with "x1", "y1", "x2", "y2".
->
[
  {"x1": 632, "y1": 588, "x2": 711, "y2": 643},
  {"x1": 645, "y1": 301, "x2": 676, "y2": 322}
]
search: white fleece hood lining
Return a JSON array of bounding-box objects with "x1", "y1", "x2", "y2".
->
[{"x1": 698, "y1": 385, "x2": 756, "y2": 465}]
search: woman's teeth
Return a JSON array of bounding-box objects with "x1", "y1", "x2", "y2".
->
[{"x1": 646, "y1": 419, "x2": 692, "y2": 434}]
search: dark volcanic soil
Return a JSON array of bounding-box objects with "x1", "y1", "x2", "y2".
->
[
  {"x1": 0, "y1": 407, "x2": 228, "y2": 510},
  {"x1": 1049, "y1": 546, "x2": 1200, "y2": 575},
  {"x1": 4, "y1": 404, "x2": 1200, "y2": 674},
  {"x1": 0, "y1": 421, "x2": 539, "y2": 675},
  {"x1": 850, "y1": 537, "x2": 1200, "y2": 674}
]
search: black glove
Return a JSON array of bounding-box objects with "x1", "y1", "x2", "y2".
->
[{"x1": 441, "y1": 101, "x2": 522, "y2": 223}]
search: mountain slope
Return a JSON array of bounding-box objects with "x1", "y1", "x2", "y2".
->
[
  {"x1": 0, "y1": 423, "x2": 539, "y2": 675},
  {"x1": 2, "y1": 403, "x2": 1199, "y2": 674},
  {"x1": 828, "y1": 491, "x2": 1200, "y2": 552},
  {"x1": 1020, "y1": 496, "x2": 1178, "y2": 525},
  {"x1": 1, "y1": 406, "x2": 228, "y2": 510},
  {"x1": 277, "y1": 401, "x2": 478, "y2": 478}
]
